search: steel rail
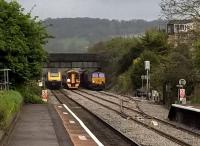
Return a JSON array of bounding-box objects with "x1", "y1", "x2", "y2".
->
[
  {"x1": 52, "y1": 90, "x2": 141, "y2": 146},
  {"x1": 81, "y1": 89, "x2": 200, "y2": 137},
  {"x1": 70, "y1": 89, "x2": 193, "y2": 146}
]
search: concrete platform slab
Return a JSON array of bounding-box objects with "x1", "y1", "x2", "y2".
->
[
  {"x1": 55, "y1": 104, "x2": 99, "y2": 146},
  {"x1": 7, "y1": 104, "x2": 59, "y2": 146}
]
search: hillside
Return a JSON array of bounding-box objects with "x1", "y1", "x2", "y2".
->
[{"x1": 43, "y1": 18, "x2": 166, "y2": 53}]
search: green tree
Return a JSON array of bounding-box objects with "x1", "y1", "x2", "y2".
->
[
  {"x1": 158, "y1": 45, "x2": 195, "y2": 105},
  {"x1": 0, "y1": 0, "x2": 48, "y2": 84},
  {"x1": 89, "y1": 29, "x2": 170, "y2": 93},
  {"x1": 113, "y1": 29, "x2": 168, "y2": 93},
  {"x1": 117, "y1": 38, "x2": 142, "y2": 74},
  {"x1": 141, "y1": 29, "x2": 169, "y2": 55},
  {"x1": 89, "y1": 37, "x2": 138, "y2": 86},
  {"x1": 194, "y1": 39, "x2": 200, "y2": 69},
  {"x1": 130, "y1": 50, "x2": 160, "y2": 90}
]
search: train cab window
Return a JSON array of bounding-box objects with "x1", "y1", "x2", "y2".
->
[
  {"x1": 50, "y1": 68, "x2": 58, "y2": 73},
  {"x1": 75, "y1": 74, "x2": 80, "y2": 79},
  {"x1": 49, "y1": 68, "x2": 59, "y2": 77},
  {"x1": 99, "y1": 73, "x2": 105, "y2": 78},
  {"x1": 50, "y1": 73, "x2": 59, "y2": 77},
  {"x1": 92, "y1": 73, "x2": 98, "y2": 78}
]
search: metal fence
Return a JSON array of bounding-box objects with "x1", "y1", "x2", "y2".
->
[{"x1": 0, "y1": 69, "x2": 11, "y2": 90}]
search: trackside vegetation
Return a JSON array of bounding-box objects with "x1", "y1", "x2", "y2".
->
[
  {"x1": 0, "y1": 1, "x2": 48, "y2": 103},
  {"x1": 0, "y1": 1, "x2": 48, "y2": 84},
  {"x1": 0, "y1": 90, "x2": 23, "y2": 129},
  {"x1": 89, "y1": 29, "x2": 200, "y2": 106},
  {"x1": 16, "y1": 81, "x2": 44, "y2": 104}
]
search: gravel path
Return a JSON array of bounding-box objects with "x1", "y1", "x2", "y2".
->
[{"x1": 64, "y1": 89, "x2": 181, "y2": 146}]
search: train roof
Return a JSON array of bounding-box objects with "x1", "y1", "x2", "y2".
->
[{"x1": 66, "y1": 69, "x2": 79, "y2": 73}]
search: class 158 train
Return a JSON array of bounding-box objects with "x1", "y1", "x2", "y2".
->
[
  {"x1": 46, "y1": 68, "x2": 62, "y2": 89},
  {"x1": 63, "y1": 70, "x2": 80, "y2": 89},
  {"x1": 81, "y1": 71, "x2": 106, "y2": 90}
]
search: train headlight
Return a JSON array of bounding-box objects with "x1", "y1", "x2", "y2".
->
[{"x1": 67, "y1": 79, "x2": 71, "y2": 82}]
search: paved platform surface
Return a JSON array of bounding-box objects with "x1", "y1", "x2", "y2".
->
[
  {"x1": 55, "y1": 105, "x2": 98, "y2": 146},
  {"x1": 7, "y1": 104, "x2": 60, "y2": 146}
]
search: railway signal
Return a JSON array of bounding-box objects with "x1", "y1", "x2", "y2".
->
[{"x1": 177, "y1": 79, "x2": 186, "y2": 104}]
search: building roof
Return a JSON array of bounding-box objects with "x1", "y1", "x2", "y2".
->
[{"x1": 167, "y1": 19, "x2": 193, "y2": 25}]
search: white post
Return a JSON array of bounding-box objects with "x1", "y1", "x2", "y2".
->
[
  {"x1": 146, "y1": 70, "x2": 149, "y2": 92},
  {"x1": 142, "y1": 78, "x2": 144, "y2": 89},
  {"x1": 145, "y1": 61, "x2": 150, "y2": 99}
]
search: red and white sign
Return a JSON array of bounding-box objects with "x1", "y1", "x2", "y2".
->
[
  {"x1": 179, "y1": 89, "x2": 186, "y2": 102},
  {"x1": 41, "y1": 90, "x2": 48, "y2": 102}
]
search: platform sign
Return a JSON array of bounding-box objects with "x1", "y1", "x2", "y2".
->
[{"x1": 41, "y1": 90, "x2": 48, "y2": 102}]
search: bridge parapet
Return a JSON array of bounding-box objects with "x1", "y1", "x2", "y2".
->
[{"x1": 43, "y1": 53, "x2": 103, "y2": 69}]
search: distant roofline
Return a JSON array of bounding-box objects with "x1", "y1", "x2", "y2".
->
[{"x1": 167, "y1": 19, "x2": 194, "y2": 25}]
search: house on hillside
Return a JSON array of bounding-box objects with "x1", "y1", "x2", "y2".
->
[
  {"x1": 167, "y1": 19, "x2": 197, "y2": 46},
  {"x1": 167, "y1": 20, "x2": 194, "y2": 34}
]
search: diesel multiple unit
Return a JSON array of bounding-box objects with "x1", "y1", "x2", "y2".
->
[{"x1": 63, "y1": 70, "x2": 80, "y2": 89}]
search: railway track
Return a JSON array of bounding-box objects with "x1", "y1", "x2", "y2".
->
[
  {"x1": 68, "y1": 89, "x2": 199, "y2": 146},
  {"x1": 82, "y1": 89, "x2": 200, "y2": 137},
  {"x1": 51, "y1": 90, "x2": 140, "y2": 146}
]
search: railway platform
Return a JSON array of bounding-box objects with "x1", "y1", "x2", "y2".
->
[
  {"x1": 168, "y1": 104, "x2": 200, "y2": 129},
  {"x1": 4, "y1": 101, "x2": 103, "y2": 146},
  {"x1": 55, "y1": 104, "x2": 101, "y2": 146},
  {"x1": 5, "y1": 104, "x2": 72, "y2": 146}
]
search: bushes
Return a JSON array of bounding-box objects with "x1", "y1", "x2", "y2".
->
[
  {"x1": 114, "y1": 70, "x2": 133, "y2": 94},
  {"x1": 191, "y1": 97, "x2": 200, "y2": 104},
  {"x1": 0, "y1": 90, "x2": 23, "y2": 129},
  {"x1": 17, "y1": 81, "x2": 44, "y2": 104}
]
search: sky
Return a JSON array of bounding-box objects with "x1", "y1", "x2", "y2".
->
[{"x1": 14, "y1": 0, "x2": 162, "y2": 20}]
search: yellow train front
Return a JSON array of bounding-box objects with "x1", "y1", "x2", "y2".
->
[
  {"x1": 81, "y1": 71, "x2": 106, "y2": 90},
  {"x1": 46, "y1": 68, "x2": 62, "y2": 89},
  {"x1": 65, "y1": 70, "x2": 80, "y2": 89}
]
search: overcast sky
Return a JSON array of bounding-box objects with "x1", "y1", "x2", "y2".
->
[{"x1": 15, "y1": 0, "x2": 162, "y2": 20}]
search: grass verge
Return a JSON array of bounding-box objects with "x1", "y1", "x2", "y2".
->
[{"x1": 0, "y1": 90, "x2": 23, "y2": 130}]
